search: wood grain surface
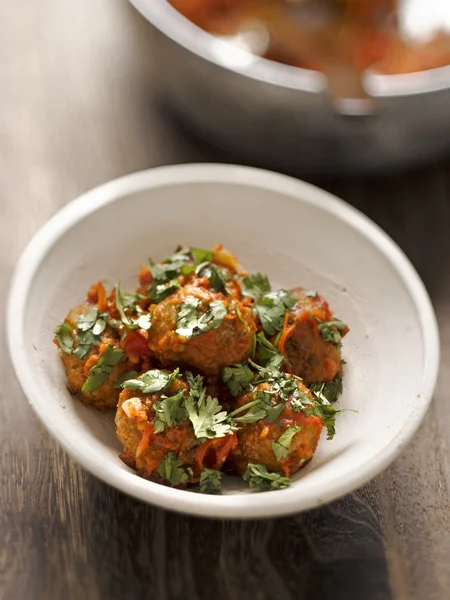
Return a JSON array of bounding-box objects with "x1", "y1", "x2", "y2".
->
[{"x1": 1, "y1": 2, "x2": 449, "y2": 599}]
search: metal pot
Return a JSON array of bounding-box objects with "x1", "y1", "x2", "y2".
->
[{"x1": 129, "y1": 0, "x2": 450, "y2": 175}]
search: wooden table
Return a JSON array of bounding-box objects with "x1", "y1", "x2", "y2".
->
[{"x1": 1, "y1": 2, "x2": 449, "y2": 599}]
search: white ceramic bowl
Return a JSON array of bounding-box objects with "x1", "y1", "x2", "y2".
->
[{"x1": 7, "y1": 164, "x2": 439, "y2": 518}]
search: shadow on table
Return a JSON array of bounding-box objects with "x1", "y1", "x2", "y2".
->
[{"x1": 86, "y1": 481, "x2": 391, "y2": 600}]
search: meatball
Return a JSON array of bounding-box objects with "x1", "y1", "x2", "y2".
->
[
  {"x1": 278, "y1": 287, "x2": 349, "y2": 384},
  {"x1": 56, "y1": 301, "x2": 135, "y2": 409},
  {"x1": 231, "y1": 378, "x2": 323, "y2": 477},
  {"x1": 147, "y1": 284, "x2": 256, "y2": 376},
  {"x1": 115, "y1": 373, "x2": 237, "y2": 484}
]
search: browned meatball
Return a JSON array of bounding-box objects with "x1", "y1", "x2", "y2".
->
[
  {"x1": 278, "y1": 287, "x2": 349, "y2": 384},
  {"x1": 147, "y1": 284, "x2": 256, "y2": 376},
  {"x1": 231, "y1": 378, "x2": 324, "y2": 476},
  {"x1": 115, "y1": 372, "x2": 237, "y2": 484},
  {"x1": 55, "y1": 302, "x2": 134, "y2": 409}
]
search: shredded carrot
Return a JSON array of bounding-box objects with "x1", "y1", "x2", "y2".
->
[
  {"x1": 84, "y1": 354, "x2": 99, "y2": 375},
  {"x1": 138, "y1": 263, "x2": 152, "y2": 287},
  {"x1": 259, "y1": 426, "x2": 269, "y2": 439},
  {"x1": 136, "y1": 423, "x2": 154, "y2": 458},
  {"x1": 277, "y1": 312, "x2": 297, "y2": 355},
  {"x1": 96, "y1": 282, "x2": 108, "y2": 313}
]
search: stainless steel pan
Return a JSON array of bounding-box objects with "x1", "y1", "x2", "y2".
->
[{"x1": 129, "y1": 0, "x2": 450, "y2": 174}]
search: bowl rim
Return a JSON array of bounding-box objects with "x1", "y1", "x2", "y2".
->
[
  {"x1": 129, "y1": 0, "x2": 450, "y2": 99},
  {"x1": 7, "y1": 163, "x2": 440, "y2": 519}
]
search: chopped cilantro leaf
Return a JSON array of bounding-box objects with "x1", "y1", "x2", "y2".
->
[
  {"x1": 122, "y1": 368, "x2": 179, "y2": 394},
  {"x1": 199, "y1": 264, "x2": 229, "y2": 295},
  {"x1": 115, "y1": 284, "x2": 142, "y2": 330},
  {"x1": 185, "y1": 387, "x2": 235, "y2": 440},
  {"x1": 54, "y1": 323, "x2": 74, "y2": 355},
  {"x1": 241, "y1": 273, "x2": 271, "y2": 300},
  {"x1": 114, "y1": 370, "x2": 139, "y2": 389},
  {"x1": 271, "y1": 425, "x2": 302, "y2": 461},
  {"x1": 222, "y1": 364, "x2": 254, "y2": 397},
  {"x1": 305, "y1": 290, "x2": 318, "y2": 298},
  {"x1": 156, "y1": 452, "x2": 188, "y2": 486},
  {"x1": 255, "y1": 332, "x2": 284, "y2": 370},
  {"x1": 243, "y1": 463, "x2": 290, "y2": 491},
  {"x1": 233, "y1": 401, "x2": 268, "y2": 424},
  {"x1": 185, "y1": 371, "x2": 204, "y2": 399},
  {"x1": 266, "y1": 402, "x2": 285, "y2": 422},
  {"x1": 82, "y1": 345, "x2": 124, "y2": 393},
  {"x1": 137, "y1": 313, "x2": 152, "y2": 331},
  {"x1": 73, "y1": 329, "x2": 99, "y2": 360},
  {"x1": 153, "y1": 389, "x2": 188, "y2": 433},
  {"x1": 305, "y1": 384, "x2": 349, "y2": 440},
  {"x1": 92, "y1": 317, "x2": 106, "y2": 336},
  {"x1": 77, "y1": 307, "x2": 99, "y2": 331},
  {"x1": 176, "y1": 297, "x2": 200, "y2": 338},
  {"x1": 151, "y1": 280, "x2": 180, "y2": 303},
  {"x1": 176, "y1": 298, "x2": 227, "y2": 339},
  {"x1": 309, "y1": 376, "x2": 343, "y2": 403},
  {"x1": 317, "y1": 319, "x2": 347, "y2": 347},
  {"x1": 255, "y1": 290, "x2": 297, "y2": 335},
  {"x1": 190, "y1": 247, "x2": 214, "y2": 266},
  {"x1": 199, "y1": 469, "x2": 222, "y2": 495}
]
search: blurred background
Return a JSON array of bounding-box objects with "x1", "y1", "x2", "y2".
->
[{"x1": 1, "y1": 1, "x2": 450, "y2": 599}]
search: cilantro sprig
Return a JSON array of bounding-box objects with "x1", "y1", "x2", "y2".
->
[
  {"x1": 153, "y1": 389, "x2": 188, "y2": 433},
  {"x1": 115, "y1": 284, "x2": 151, "y2": 331},
  {"x1": 243, "y1": 464, "x2": 291, "y2": 491},
  {"x1": 271, "y1": 425, "x2": 302, "y2": 461},
  {"x1": 222, "y1": 364, "x2": 254, "y2": 397},
  {"x1": 199, "y1": 469, "x2": 222, "y2": 495},
  {"x1": 255, "y1": 290, "x2": 297, "y2": 336},
  {"x1": 176, "y1": 297, "x2": 227, "y2": 339},
  {"x1": 241, "y1": 273, "x2": 271, "y2": 300},
  {"x1": 317, "y1": 319, "x2": 347, "y2": 347},
  {"x1": 55, "y1": 306, "x2": 111, "y2": 360},
  {"x1": 156, "y1": 452, "x2": 189, "y2": 487},
  {"x1": 309, "y1": 376, "x2": 343, "y2": 403},
  {"x1": 54, "y1": 323, "x2": 74, "y2": 355},
  {"x1": 82, "y1": 344, "x2": 124, "y2": 393},
  {"x1": 122, "y1": 368, "x2": 180, "y2": 394}
]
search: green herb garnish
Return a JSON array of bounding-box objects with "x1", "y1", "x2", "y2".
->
[
  {"x1": 185, "y1": 386, "x2": 236, "y2": 440},
  {"x1": 271, "y1": 425, "x2": 302, "y2": 461},
  {"x1": 243, "y1": 463, "x2": 290, "y2": 491},
  {"x1": 77, "y1": 307, "x2": 99, "y2": 331},
  {"x1": 241, "y1": 273, "x2": 271, "y2": 300},
  {"x1": 153, "y1": 389, "x2": 188, "y2": 433},
  {"x1": 54, "y1": 323, "x2": 74, "y2": 355},
  {"x1": 317, "y1": 319, "x2": 347, "y2": 347},
  {"x1": 176, "y1": 298, "x2": 227, "y2": 339},
  {"x1": 72, "y1": 329, "x2": 99, "y2": 360},
  {"x1": 156, "y1": 452, "x2": 189, "y2": 486},
  {"x1": 199, "y1": 469, "x2": 222, "y2": 495},
  {"x1": 115, "y1": 284, "x2": 151, "y2": 330},
  {"x1": 309, "y1": 376, "x2": 343, "y2": 403},
  {"x1": 199, "y1": 264, "x2": 229, "y2": 295},
  {"x1": 114, "y1": 370, "x2": 139, "y2": 389},
  {"x1": 222, "y1": 363, "x2": 254, "y2": 397},
  {"x1": 255, "y1": 332, "x2": 284, "y2": 370},
  {"x1": 305, "y1": 385, "x2": 347, "y2": 440},
  {"x1": 122, "y1": 368, "x2": 179, "y2": 394},
  {"x1": 190, "y1": 247, "x2": 214, "y2": 266},
  {"x1": 82, "y1": 345, "x2": 124, "y2": 393},
  {"x1": 255, "y1": 290, "x2": 297, "y2": 335}
]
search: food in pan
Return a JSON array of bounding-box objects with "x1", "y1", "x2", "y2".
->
[
  {"x1": 54, "y1": 245, "x2": 349, "y2": 493},
  {"x1": 169, "y1": 0, "x2": 450, "y2": 77}
]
